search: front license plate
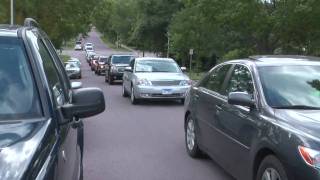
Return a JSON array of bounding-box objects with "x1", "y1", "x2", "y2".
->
[{"x1": 162, "y1": 89, "x2": 173, "y2": 95}]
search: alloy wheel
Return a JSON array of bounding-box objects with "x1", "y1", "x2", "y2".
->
[
  {"x1": 186, "y1": 118, "x2": 196, "y2": 151},
  {"x1": 261, "y1": 168, "x2": 281, "y2": 180}
]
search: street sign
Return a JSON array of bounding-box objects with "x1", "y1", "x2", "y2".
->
[{"x1": 189, "y1": 49, "x2": 194, "y2": 55}]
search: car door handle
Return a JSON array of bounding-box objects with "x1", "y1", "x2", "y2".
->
[
  {"x1": 194, "y1": 94, "x2": 200, "y2": 100},
  {"x1": 215, "y1": 105, "x2": 223, "y2": 115}
]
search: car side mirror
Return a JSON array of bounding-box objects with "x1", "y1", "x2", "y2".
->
[
  {"x1": 181, "y1": 67, "x2": 187, "y2": 72},
  {"x1": 62, "y1": 87, "x2": 105, "y2": 120},
  {"x1": 71, "y1": 82, "x2": 82, "y2": 89},
  {"x1": 228, "y1": 92, "x2": 255, "y2": 108},
  {"x1": 124, "y1": 67, "x2": 133, "y2": 72}
]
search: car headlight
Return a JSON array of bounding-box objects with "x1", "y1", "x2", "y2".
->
[
  {"x1": 100, "y1": 65, "x2": 105, "y2": 68},
  {"x1": 136, "y1": 78, "x2": 152, "y2": 86},
  {"x1": 180, "y1": 80, "x2": 192, "y2": 86},
  {"x1": 299, "y1": 146, "x2": 320, "y2": 169}
]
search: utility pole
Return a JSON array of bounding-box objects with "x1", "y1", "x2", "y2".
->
[
  {"x1": 189, "y1": 49, "x2": 194, "y2": 77},
  {"x1": 10, "y1": 0, "x2": 14, "y2": 25},
  {"x1": 167, "y1": 32, "x2": 170, "y2": 58}
]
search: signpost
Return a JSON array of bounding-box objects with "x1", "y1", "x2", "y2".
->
[
  {"x1": 189, "y1": 49, "x2": 194, "y2": 78},
  {"x1": 10, "y1": 0, "x2": 14, "y2": 25}
]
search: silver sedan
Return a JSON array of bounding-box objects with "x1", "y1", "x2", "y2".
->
[{"x1": 122, "y1": 57, "x2": 191, "y2": 104}]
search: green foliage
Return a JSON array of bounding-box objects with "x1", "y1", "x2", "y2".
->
[{"x1": 0, "y1": 0, "x2": 96, "y2": 48}]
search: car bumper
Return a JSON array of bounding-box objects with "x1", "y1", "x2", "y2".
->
[
  {"x1": 110, "y1": 72, "x2": 124, "y2": 80},
  {"x1": 134, "y1": 85, "x2": 190, "y2": 99}
]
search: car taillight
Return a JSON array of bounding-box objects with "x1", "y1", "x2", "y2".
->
[{"x1": 298, "y1": 146, "x2": 320, "y2": 168}]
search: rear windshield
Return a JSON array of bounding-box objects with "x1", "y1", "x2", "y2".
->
[
  {"x1": 76, "y1": 41, "x2": 81, "y2": 45},
  {"x1": 0, "y1": 37, "x2": 42, "y2": 119},
  {"x1": 99, "y1": 58, "x2": 108, "y2": 62},
  {"x1": 111, "y1": 56, "x2": 132, "y2": 64}
]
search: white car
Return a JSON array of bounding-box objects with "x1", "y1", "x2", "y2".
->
[
  {"x1": 74, "y1": 41, "x2": 82, "y2": 50},
  {"x1": 84, "y1": 43, "x2": 94, "y2": 51},
  {"x1": 122, "y1": 57, "x2": 190, "y2": 104},
  {"x1": 65, "y1": 62, "x2": 82, "y2": 79},
  {"x1": 67, "y1": 57, "x2": 81, "y2": 67}
]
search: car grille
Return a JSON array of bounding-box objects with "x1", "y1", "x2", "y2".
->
[
  {"x1": 117, "y1": 67, "x2": 125, "y2": 72},
  {"x1": 151, "y1": 93, "x2": 183, "y2": 97},
  {"x1": 151, "y1": 80, "x2": 181, "y2": 86}
]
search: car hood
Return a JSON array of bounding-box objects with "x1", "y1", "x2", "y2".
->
[
  {"x1": 0, "y1": 119, "x2": 51, "y2": 179},
  {"x1": 275, "y1": 109, "x2": 320, "y2": 140},
  {"x1": 135, "y1": 72, "x2": 189, "y2": 81}
]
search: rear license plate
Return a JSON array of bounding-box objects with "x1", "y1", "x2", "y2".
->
[{"x1": 162, "y1": 89, "x2": 173, "y2": 95}]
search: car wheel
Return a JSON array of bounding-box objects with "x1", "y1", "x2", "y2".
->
[
  {"x1": 108, "y1": 74, "x2": 113, "y2": 85},
  {"x1": 130, "y1": 86, "x2": 139, "y2": 104},
  {"x1": 122, "y1": 84, "x2": 129, "y2": 97},
  {"x1": 185, "y1": 115, "x2": 202, "y2": 158},
  {"x1": 256, "y1": 155, "x2": 288, "y2": 180}
]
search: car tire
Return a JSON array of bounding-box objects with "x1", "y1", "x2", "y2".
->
[
  {"x1": 256, "y1": 155, "x2": 288, "y2": 180},
  {"x1": 130, "y1": 86, "x2": 139, "y2": 104},
  {"x1": 185, "y1": 115, "x2": 202, "y2": 158},
  {"x1": 109, "y1": 74, "x2": 113, "y2": 85},
  {"x1": 122, "y1": 84, "x2": 129, "y2": 97}
]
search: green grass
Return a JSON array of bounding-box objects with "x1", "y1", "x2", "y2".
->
[
  {"x1": 59, "y1": 54, "x2": 71, "y2": 63},
  {"x1": 187, "y1": 72, "x2": 205, "y2": 81},
  {"x1": 101, "y1": 35, "x2": 128, "y2": 51}
]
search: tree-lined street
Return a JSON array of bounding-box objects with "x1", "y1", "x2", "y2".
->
[{"x1": 65, "y1": 29, "x2": 234, "y2": 180}]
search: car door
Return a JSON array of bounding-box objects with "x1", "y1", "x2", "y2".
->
[
  {"x1": 193, "y1": 64, "x2": 232, "y2": 153},
  {"x1": 124, "y1": 59, "x2": 135, "y2": 91},
  {"x1": 38, "y1": 37, "x2": 80, "y2": 180},
  {"x1": 213, "y1": 64, "x2": 260, "y2": 179}
]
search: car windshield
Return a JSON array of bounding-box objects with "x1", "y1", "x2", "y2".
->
[
  {"x1": 112, "y1": 56, "x2": 132, "y2": 64},
  {"x1": 259, "y1": 65, "x2": 320, "y2": 109},
  {"x1": 87, "y1": 47, "x2": 93, "y2": 51},
  {"x1": 135, "y1": 60, "x2": 181, "y2": 73},
  {"x1": 0, "y1": 37, "x2": 42, "y2": 119},
  {"x1": 76, "y1": 41, "x2": 81, "y2": 45},
  {"x1": 66, "y1": 63, "x2": 78, "y2": 68},
  {"x1": 99, "y1": 58, "x2": 108, "y2": 62}
]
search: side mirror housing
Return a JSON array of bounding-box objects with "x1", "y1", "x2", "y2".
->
[
  {"x1": 62, "y1": 87, "x2": 105, "y2": 119},
  {"x1": 228, "y1": 92, "x2": 255, "y2": 108},
  {"x1": 124, "y1": 67, "x2": 133, "y2": 72},
  {"x1": 181, "y1": 67, "x2": 187, "y2": 72}
]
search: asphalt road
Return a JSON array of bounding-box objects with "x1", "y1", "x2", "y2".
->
[{"x1": 65, "y1": 29, "x2": 234, "y2": 180}]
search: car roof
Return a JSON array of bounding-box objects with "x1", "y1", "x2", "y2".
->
[
  {"x1": 0, "y1": 25, "x2": 20, "y2": 37},
  {"x1": 226, "y1": 55, "x2": 320, "y2": 67},
  {"x1": 135, "y1": 57, "x2": 175, "y2": 62},
  {"x1": 111, "y1": 54, "x2": 134, "y2": 57}
]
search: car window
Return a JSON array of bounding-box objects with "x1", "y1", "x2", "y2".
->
[
  {"x1": 43, "y1": 38, "x2": 71, "y2": 97},
  {"x1": 0, "y1": 37, "x2": 42, "y2": 119},
  {"x1": 200, "y1": 64, "x2": 231, "y2": 93},
  {"x1": 224, "y1": 65, "x2": 254, "y2": 96},
  {"x1": 38, "y1": 39, "x2": 66, "y2": 106}
]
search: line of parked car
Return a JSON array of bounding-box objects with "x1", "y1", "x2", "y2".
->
[{"x1": 74, "y1": 40, "x2": 320, "y2": 180}]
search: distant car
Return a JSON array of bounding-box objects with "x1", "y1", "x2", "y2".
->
[
  {"x1": 122, "y1": 57, "x2": 190, "y2": 104},
  {"x1": 74, "y1": 41, "x2": 82, "y2": 50},
  {"x1": 184, "y1": 55, "x2": 320, "y2": 180},
  {"x1": 95, "y1": 56, "x2": 108, "y2": 75},
  {"x1": 67, "y1": 57, "x2": 81, "y2": 67},
  {"x1": 84, "y1": 43, "x2": 94, "y2": 51},
  {"x1": 90, "y1": 55, "x2": 100, "y2": 71},
  {"x1": 65, "y1": 62, "x2": 81, "y2": 79},
  {"x1": 105, "y1": 55, "x2": 135, "y2": 84},
  {"x1": 86, "y1": 51, "x2": 96, "y2": 62}
]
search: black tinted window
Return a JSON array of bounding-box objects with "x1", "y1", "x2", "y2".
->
[
  {"x1": 112, "y1": 56, "x2": 132, "y2": 64},
  {"x1": 38, "y1": 39, "x2": 65, "y2": 106},
  {"x1": 0, "y1": 37, "x2": 42, "y2": 119},
  {"x1": 201, "y1": 64, "x2": 231, "y2": 93},
  {"x1": 224, "y1": 65, "x2": 254, "y2": 95}
]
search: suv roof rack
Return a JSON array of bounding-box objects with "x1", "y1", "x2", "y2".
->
[{"x1": 24, "y1": 18, "x2": 39, "y2": 28}]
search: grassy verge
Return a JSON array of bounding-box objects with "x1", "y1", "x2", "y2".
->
[
  {"x1": 101, "y1": 35, "x2": 129, "y2": 51},
  {"x1": 187, "y1": 72, "x2": 205, "y2": 81},
  {"x1": 59, "y1": 54, "x2": 71, "y2": 63}
]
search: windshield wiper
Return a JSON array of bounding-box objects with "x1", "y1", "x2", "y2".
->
[{"x1": 272, "y1": 105, "x2": 320, "y2": 110}]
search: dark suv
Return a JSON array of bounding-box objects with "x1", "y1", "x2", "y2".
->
[
  {"x1": 105, "y1": 54, "x2": 135, "y2": 84},
  {"x1": 0, "y1": 18, "x2": 105, "y2": 180},
  {"x1": 185, "y1": 55, "x2": 320, "y2": 180}
]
